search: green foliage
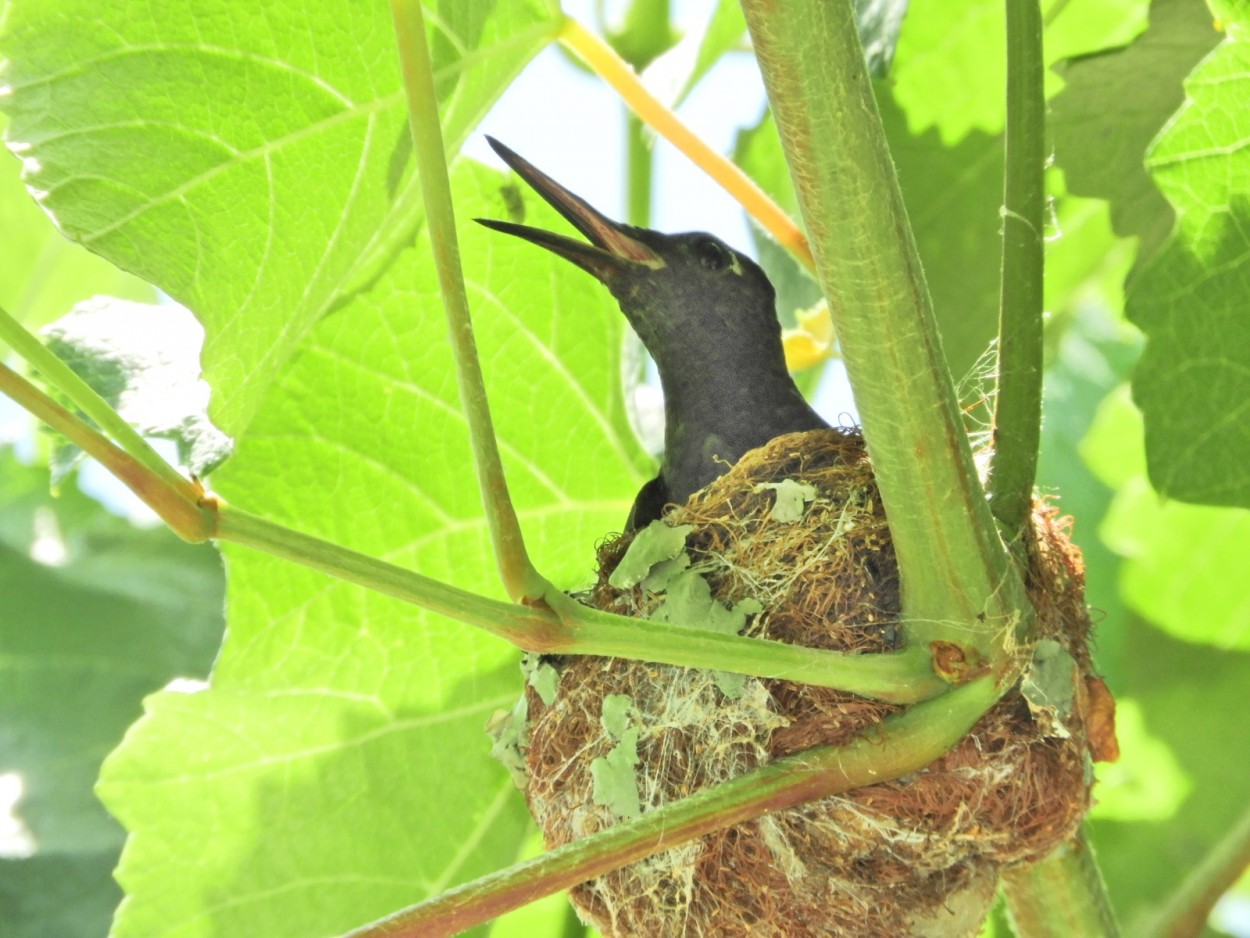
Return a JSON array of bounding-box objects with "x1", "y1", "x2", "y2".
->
[
  {"x1": 0, "y1": 451, "x2": 223, "y2": 936},
  {"x1": 43, "y1": 299, "x2": 232, "y2": 478},
  {"x1": 1130, "y1": 29, "x2": 1250, "y2": 506},
  {"x1": 0, "y1": 119, "x2": 156, "y2": 330},
  {"x1": 1051, "y1": 0, "x2": 1218, "y2": 266},
  {"x1": 0, "y1": 0, "x2": 560, "y2": 437},
  {"x1": 1, "y1": 0, "x2": 1250, "y2": 936}
]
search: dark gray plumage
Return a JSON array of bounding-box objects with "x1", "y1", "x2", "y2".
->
[{"x1": 477, "y1": 137, "x2": 828, "y2": 530}]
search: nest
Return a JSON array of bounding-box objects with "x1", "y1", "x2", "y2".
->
[{"x1": 501, "y1": 429, "x2": 1105, "y2": 937}]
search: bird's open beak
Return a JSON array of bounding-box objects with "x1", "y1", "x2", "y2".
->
[{"x1": 475, "y1": 136, "x2": 664, "y2": 280}]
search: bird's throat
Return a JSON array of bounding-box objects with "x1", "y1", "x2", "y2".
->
[{"x1": 658, "y1": 363, "x2": 827, "y2": 502}]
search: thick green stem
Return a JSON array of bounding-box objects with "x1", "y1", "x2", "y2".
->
[
  {"x1": 389, "y1": 0, "x2": 548, "y2": 603},
  {"x1": 988, "y1": 0, "x2": 1045, "y2": 541},
  {"x1": 340, "y1": 676, "x2": 1001, "y2": 938},
  {"x1": 739, "y1": 0, "x2": 1030, "y2": 656},
  {"x1": 1001, "y1": 829, "x2": 1120, "y2": 937}
]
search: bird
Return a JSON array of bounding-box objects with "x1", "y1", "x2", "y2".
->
[{"x1": 477, "y1": 137, "x2": 829, "y2": 530}]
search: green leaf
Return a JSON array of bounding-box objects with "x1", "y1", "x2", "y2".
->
[
  {"x1": 1051, "y1": 0, "x2": 1221, "y2": 268},
  {"x1": 1128, "y1": 32, "x2": 1250, "y2": 508},
  {"x1": 666, "y1": 0, "x2": 747, "y2": 108},
  {"x1": 0, "y1": 449, "x2": 223, "y2": 937},
  {"x1": 600, "y1": 693, "x2": 635, "y2": 741},
  {"x1": 42, "y1": 299, "x2": 232, "y2": 477},
  {"x1": 1088, "y1": 627, "x2": 1250, "y2": 931},
  {"x1": 0, "y1": 0, "x2": 561, "y2": 439},
  {"x1": 0, "y1": 123, "x2": 156, "y2": 330},
  {"x1": 608, "y1": 520, "x2": 693, "y2": 589},
  {"x1": 892, "y1": 0, "x2": 1149, "y2": 144},
  {"x1": 97, "y1": 160, "x2": 650, "y2": 938},
  {"x1": 1090, "y1": 698, "x2": 1191, "y2": 822},
  {"x1": 1020, "y1": 639, "x2": 1077, "y2": 737},
  {"x1": 1086, "y1": 385, "x2": 1250, "y2": 650},
  {"x1": 1105, "y1": 479, "x2": 1250, "y2": 650},
  {"x1": 523, "y1": 654, "x2": 560, "y2": 707}
]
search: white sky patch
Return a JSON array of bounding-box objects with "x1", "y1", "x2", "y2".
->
[
  {"x1": 164, "y1": 677, "x2": 210, "y2": 694},
  {"x1": 28, "y1": 505, "x2": 69, "y2": 567},
  {"x1": 0, "y1": 773, "x2": 36, "y2": 859}
]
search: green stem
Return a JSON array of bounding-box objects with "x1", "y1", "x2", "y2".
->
[
  {"x1": 988, "y1": 0, "x2": 1045, "y2": 541},
  {"x1": 218, "y1": 501, "x2": 944, "y2": 701},
  {"x1": 625, "y1": 111, "x2": 652, "y2": 227},
  {"x1": 0, "y1": 358, "x2": 942, "y2": 700},
  {"x1": 0, "y1": 304, "x2": 192, "y2": 501},
  {"x1": 1141, "y1": 799, "x2": 1250, "y2": 938},
  {"x1": 340, "y1": 676, "x2": 1001, "y2": 938},
  {"x1": 1001, "y1": 828, "x2": 1120, "y2": 937},
  {"x1": 0, "y1": 362, "x2": 211, "y2": 539},
  {"x1": 739, "y1": 0, "x2": 1030, "y2": 657},
  {"x1": 389, "y1": 0, "x2": 548, "y2": 603}
]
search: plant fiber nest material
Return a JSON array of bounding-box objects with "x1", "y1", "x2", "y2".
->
[{"x1": 511, "y1": 429, "x2": 1100, "y2": 937}]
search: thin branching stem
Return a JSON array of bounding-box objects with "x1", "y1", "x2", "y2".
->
[
  {"x1": 988, "y1": 0, "x2": 1046, "y2": 540},
  {"x1": 0, "y1": 362, "x2": 211, "y2": 539},
  {"x1": 389, "y1": 0, "x2": 548, "y2": 603},
  {"x1": 0, "y1": 318, "x2": 945, "y2": 699},
  {"x1": 0, "y1": 304, "x2": 197, "y2": 510},
  {"x1": 1143, "y1": 800, "x2": 1250, "y2": 938},
  {"x1": 340, "y1": 676, "x2": 1001, "y2": 938}
]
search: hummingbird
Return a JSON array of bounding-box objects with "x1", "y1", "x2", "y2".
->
[{"x1": 477, "y1": 137, "x2": 829, "y2": 530}]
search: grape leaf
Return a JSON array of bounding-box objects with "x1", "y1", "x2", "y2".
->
[
  {"x1": 1087, "y1": 388, "x2": 1250, "y2": 650},
  {"x1": 0, "y1": 0, "x2": 561, "y2": 438},
  {"x1": 0, "y1": 114, "x2": 156, "y2": 329},
  {"x1": 1128, "y1": 29, "x2": 1250, "y2": 507},
  {"x1": 98, "y1": 160, "x2": 651, "y2": 938},
  {"x1": 1051, "y1": 0, "x2": 1221, "y2": 269}
]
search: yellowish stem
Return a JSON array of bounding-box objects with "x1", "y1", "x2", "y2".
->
[{"x1": 558, "y1": 17, "x2": 814, "y2": 273}]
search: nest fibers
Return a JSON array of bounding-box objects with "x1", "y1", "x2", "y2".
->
[{"x1": 496, "y1": 429, "x2": 1106, "y2": 937}]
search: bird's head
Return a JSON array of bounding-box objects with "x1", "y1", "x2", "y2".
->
[{"x1": 476, "y1": 138, "x2": 782, "y2": 375}]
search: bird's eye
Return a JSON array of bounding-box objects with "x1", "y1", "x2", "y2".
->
[{"x1": 693, "y1": 237, "x2": 732, "y2": 271}]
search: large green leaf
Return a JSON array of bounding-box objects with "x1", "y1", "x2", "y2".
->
[
  {"x1": 1086, "y1": 388, "x2": 1250, "y2": 650},
  {"x1": 890, "y1": 0, "x2": 1147, "y2": 143},
  {"x1": 1050, "y1": 0, "x2": 1221, "y2": 270},
  {"x1": 0, "y1": 450, "x2": 223, "y2": 937},
  {"x1": 0, "y1": 119, "x2": 156, "y2": 329},
  {"x1": 0, "y1": 0, "x2": 560, "y2": 438},
  {"x1": 98, "y1": 161, "x2": 650, "y2": 938},
  {"x1": 1127, "y1": 27, "x2": 1250, "y2": 508}
]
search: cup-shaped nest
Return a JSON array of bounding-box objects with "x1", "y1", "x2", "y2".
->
[{"x1": 500, "y1": 429, "x2": 1108, "y2": 937}]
